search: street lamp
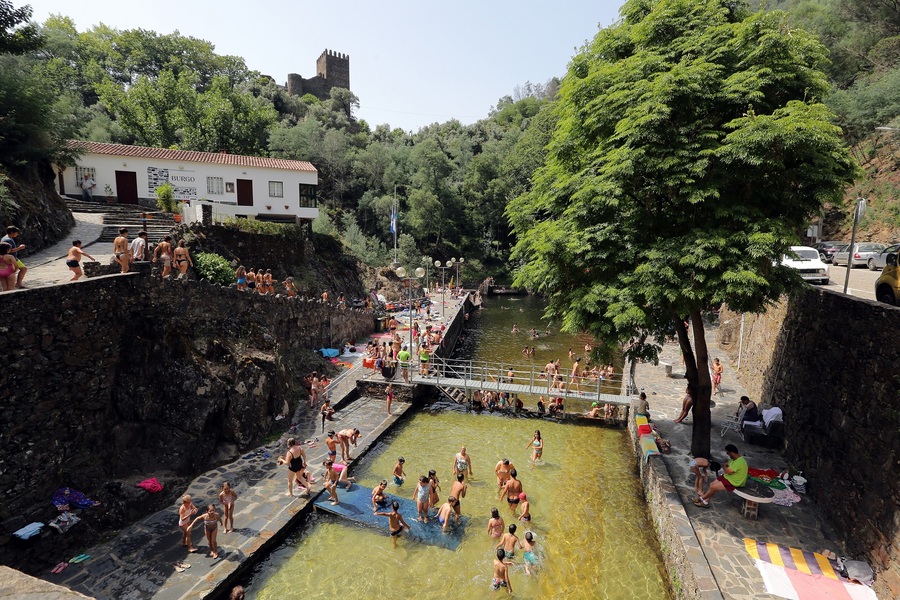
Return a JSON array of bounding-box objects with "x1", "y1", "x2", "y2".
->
[
  {"x1": 421, "y1": 255, "x2": 432, "y2": 292},
  {"x1": 455, "y1": 257, "x2": 465, "y2": 291},
  {"x1": 843, "y1": 197, "x2": 866, "y2": 295},
  {"x1": 395, "y1": 266, "x2": 425, "y2": 372},
  {"x1": 433, "y1": 259, "x2": 455, "y2": 320}
]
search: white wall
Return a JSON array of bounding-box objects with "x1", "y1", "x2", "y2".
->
[{"x1": 62, "y1": 154, "x2": 318, "y2": 222}]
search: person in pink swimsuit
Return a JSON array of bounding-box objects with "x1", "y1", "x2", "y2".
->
[
  {"x1": 218, "y1": 482, "x2": 238, "y2": 533},
  {"x1": 0, "y1": 242, "x2": 19, "y2": 292}
]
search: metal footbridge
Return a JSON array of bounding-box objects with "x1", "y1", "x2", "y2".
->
[{"x1": 409, "y1": 356, "x2": 632, "y2": 406}]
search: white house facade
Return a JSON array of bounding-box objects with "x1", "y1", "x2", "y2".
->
[{"x1": 61, "y1": 141, "x2": 319, "y2": 224}]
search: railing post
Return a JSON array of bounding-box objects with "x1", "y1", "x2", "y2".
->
[
  {"x1": 530, "y1": 365, "x2": 534, "y2": 391},
  {"x1": 498, "y1": 363, "x2": 503, "y2": 392}
]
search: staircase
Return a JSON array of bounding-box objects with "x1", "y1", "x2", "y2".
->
[
  {"x1": 437, "y1": 385, "x2": 467, "y2": 405},
  {"x1": 65, "y1": 197, "x2": 176, "y2": 244}
]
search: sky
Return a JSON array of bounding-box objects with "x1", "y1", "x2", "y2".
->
[{"x1": 28, "y1": 0, "x2": 625, "y2": 132}]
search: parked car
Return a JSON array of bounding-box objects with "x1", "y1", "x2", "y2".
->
[
  {"x1": 831, "y1": 243, "x2": 886, "y2": 268},
  {"x1": 781, "y1": 246, "x2": 829, "y2": 285},
  {"x1": 867, "y1": 243, "x2": 900, "y2": 271},
  {"x1": 813, "y1": 240, "x2": 847, "y2": 263},
  {"x1": 875, "y1": 251, "x2": 899, "y2": 305}
]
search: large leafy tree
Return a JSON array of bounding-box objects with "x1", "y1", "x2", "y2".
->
[
  {"x1": 508, "y1": 0, "x2": 858, "y2": 456},
  {"x1": 0, "y1": 0, "x2": 40, "y2": 54}
]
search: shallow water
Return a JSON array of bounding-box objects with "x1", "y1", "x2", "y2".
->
[{"x1": 241, "y1": 296, "x2": 671, "y2": 599}]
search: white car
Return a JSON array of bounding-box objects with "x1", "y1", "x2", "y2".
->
[{"x1": 782, "y1": 246, "x2": 829, "y2": 285}]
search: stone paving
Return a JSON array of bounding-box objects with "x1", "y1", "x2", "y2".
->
[{"x1": 634, "y1": 325, "x2": 851, "y2": 600}]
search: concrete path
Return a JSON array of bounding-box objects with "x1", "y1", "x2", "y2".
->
[
  {"x1": 634, "y1": 324, "x2": 850, "y2": 600},
  {"x1": 16, "y1": 212, "x2": 113, "y2": 289}
]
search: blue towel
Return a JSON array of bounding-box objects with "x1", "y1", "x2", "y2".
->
[
  {"x1": 14, "y1": 522, "x2": 43, "y2": 540},
  {"x1": 319, "y1": 348, "x2": 340, "y2": 358}
]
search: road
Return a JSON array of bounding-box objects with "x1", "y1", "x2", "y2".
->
[{"x1": 820, "y1": 264, "x2": 882, "y2": 301}]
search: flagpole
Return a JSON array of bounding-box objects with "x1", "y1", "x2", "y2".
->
[{"x1": 393, "y1": 185, "x2": 398, "y2": 265}]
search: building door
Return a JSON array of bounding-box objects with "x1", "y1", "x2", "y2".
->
[
  {"x1": 115, "y1": 171, "x2": 138, "y2": 204},
  {"x1": 237, "y1": 179, "x2": 253, "y2": 206}
]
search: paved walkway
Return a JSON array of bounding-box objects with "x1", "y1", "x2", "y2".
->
[
  {"x1": 17, "y1": 212, "x2": 113, "y2": 288},
  {"x1": 634, "y1": 326, "x2": 849, "y2": 600}
]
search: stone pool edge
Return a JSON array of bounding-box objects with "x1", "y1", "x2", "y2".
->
[{"x1": 628, "y1": 400, "x2": 723, "y2": 600}]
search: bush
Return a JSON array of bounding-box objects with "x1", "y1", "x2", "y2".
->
[
  {"x1": 194, "y1": 252, "x2": 234, "y2": 285},
  {"x1": 221, "y1": 217, "x2": 301, "y2": 236},
  {"x1": 156, "y1": 183, "x2": 176, "y2": 212}
]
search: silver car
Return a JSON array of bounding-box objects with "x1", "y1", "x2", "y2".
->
[
  {"x1": 868, "y1": 243, "x2": 900, "y2": 271},
  {"x1": 832, "y1": 243, "x2": 886, "y2": 268}
]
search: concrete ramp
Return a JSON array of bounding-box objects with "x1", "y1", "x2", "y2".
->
[{"x1": 313, "y1": 484, "x2": 465, "y2": 550}]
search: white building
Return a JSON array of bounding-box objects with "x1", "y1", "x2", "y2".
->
[{"x1": 60, "y1": 141, "x2": 319, "y2": 224}]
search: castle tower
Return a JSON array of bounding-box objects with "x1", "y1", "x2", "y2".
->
[{"x1": 316, "y1": 49, "x2": 350, "y2": 91}]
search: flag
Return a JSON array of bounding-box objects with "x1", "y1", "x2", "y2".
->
[{"x1": 390, "y1": 205, "x2": 397, "y2": 235}]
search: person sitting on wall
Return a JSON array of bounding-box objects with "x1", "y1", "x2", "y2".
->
[
  {"x1": 693, "y1": 444, "x2": 747, "y2": 508},
  {"x1": 737, "y1": 396, "x2": 760, "y2": 424}
]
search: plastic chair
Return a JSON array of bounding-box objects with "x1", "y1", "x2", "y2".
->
[{"x1": 720, "y1": 403, "x2": 748, "y2": 437}]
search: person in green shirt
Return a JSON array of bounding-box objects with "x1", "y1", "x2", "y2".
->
[
  {"x1": 397, "y1": 345, "x2": 411, "y2": 383},
  {"x1": 693, "y1": 444, "x2": 747, "y2": 508}
]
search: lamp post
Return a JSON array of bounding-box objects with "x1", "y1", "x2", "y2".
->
[
  {"x1": 395, "y1": 266, "x2": 425, "y2": 368},
  {"x1": 842, "y1": 197, "x2": 866, "y2": 295},
  {"x1": 433, "y1": 259, "x2": 455, "y2": 320},
  {"x1": 421, "y1": 255, "x2": 432, "y2": 292},
  {"x1": 454, "y1": 257, "x2": 465, "y2": 291}
]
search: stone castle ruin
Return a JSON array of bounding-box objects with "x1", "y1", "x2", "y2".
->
[{"x1": 286, "y1": 49, "x2": 350, "y2": 100}]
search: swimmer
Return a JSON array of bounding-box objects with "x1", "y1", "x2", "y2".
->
[
  {"x1": 371, "y1": 479, "x2": 389, "y2": 512},
  {"x1": 413, "y1": 476, "x2": 431, "y2": 523},
  {"x1": 337, "y1": 428, "x2": 361, "y2": 462},
  {"x1": 276, "y1": 438, "x2": 309, "y2": 497},
  {"x1": 178, "y1": 495, "x2": 198, "y2": 552},
  {"x1": 322, "y1": 460, "x2": 340, "y2": 505},
  {"x1": 392, "y1": 457, "x2": 406, "y2": 486},
  {"x1": 452, "y1": 446, "x2": 473, "y2": 480},
  {"x1": 496, "y1": 523, "x2": 522, "y2": 560},
  {"x1": 527, "y1": 430, "x2": 543, "y2": 466},
  {"x1": 449, "y1": 473, "x2": 467, "y2": 516},
  {"x1": 491, "y1": 548, "x2": 514, "y2": 594},
  {"x1": 511, "y1": 323, "x2": 519, "y2": 333},
  {"x1": 428, "y1": 469, "x2": 441, "y2": 512},
  {"x1": 436, "y1": 496, "x2": 459, "y2": 533},
  {"x1": 494, "y1": 458, "x2": 514, "y2": 492},
  {"x1": 487, "y1": 507, "x2": 505, "y2": 538},
  {"x1": 517, "y1": 493, "x2": 531, "y2": 522},
  {"x1": 522, "y1": 531, "x2": 538, "y2": 575},
  {"x1": 375, "y1": 500, "x2": 410, "y2": 548},
  {"x1": 188, "y1": 503, "x2": 223, "y2": 558},
  {"x1": 218, "y1": 482, "x2": 238, "y2": 533},
  {"x1": 499, "y1": 469, "x2": 523, "y2": 514},
  {"x1": 325, "y1": 430, "x2": 338, "y2": 462},
  {"x1": 331, "y1": 462, "x2": 356, "y2": 488},
  {"x1": 588, "y1": 402, "x2": 602, "y2": 418}
]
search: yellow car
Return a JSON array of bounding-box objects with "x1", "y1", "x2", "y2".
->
[{"x1": 875, "y1": 252, "x2": 899, "y2": 305}]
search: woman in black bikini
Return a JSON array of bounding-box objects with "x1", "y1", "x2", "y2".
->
[{"x1": 174, "y1": 240, "x2": 193, "y2": 280}]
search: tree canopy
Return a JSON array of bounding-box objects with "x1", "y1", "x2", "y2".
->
[{"x1": 508, "y1": 0, "x2": 859, "y2": 456}]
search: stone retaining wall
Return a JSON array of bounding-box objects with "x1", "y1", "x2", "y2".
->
[
  {"x1": 718, "y1": 288, "x2": 900, "y2": 599},
  {"x1": 628, "y1": 402, "x2": 722, "y2": 600},
  {"x1": 0, "y1": 275, "x2": 374, "y2": 528}
]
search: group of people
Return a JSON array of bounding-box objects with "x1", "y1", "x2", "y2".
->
[
  {"x1": 176, "y1": 482, "x2": 238, "y2": 560},
  {"x1": 303, "y1": 371, "x2": 330, "y2": 408},
  {"x1": 111, "y1": 229, "x2": 193, "y2": 280},
  {"x1": 234, "y1": 266, "x2": 295, "y2": 296},
  {"x1": 1, "y1": 226, "x2": 28, "y2": 291}
]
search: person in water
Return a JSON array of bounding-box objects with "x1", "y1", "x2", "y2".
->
[
  {"x1": 487, "y1": 507, "x2": 505, "y2": 538},
  {"x1": 496, "y1": 523, "x2": 522, "y2": 560},
  {"x1": 492, "y1": 548, "x2": 514, "y2": 594},
  {"x1": 500, "y1": 469, "x2": 524, "y2": 514},
  {"x1": 452, "y1": 446, "x2": 473, "y2": 480},
  {"x1": 522, "y1": 531, "x2": 538, "y2": 575},
  {"x1": 517, "y1": 493, "x2": 531, "y2": 523},
  {"x1": 436, "y1": 496, "x2": 459, "y2": 533},
  {"x1": 413, "y1": 476, "x2": 431, "y2": 523},
  {"x1": 375, "y1": 500, "x2": 411, "y2": 548},
  {"x1": 527, "y1": 430, "x2": 543, "y2": 466},
  {"x1": 371, "y1": 479, "x2": 389, "y2": 512}
]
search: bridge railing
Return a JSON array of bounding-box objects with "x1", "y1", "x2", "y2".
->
[{"x1": 428, "y1": 356, "x2": 624, "y2": 398}]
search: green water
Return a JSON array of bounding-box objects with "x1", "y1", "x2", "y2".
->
[{"x1": 243, "y1": 296, "x2": 671, "y2": 600}]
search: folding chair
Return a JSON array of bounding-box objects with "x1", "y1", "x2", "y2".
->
[{"x1": 720, "y1": 403, "x2": 748, "y2": 437}]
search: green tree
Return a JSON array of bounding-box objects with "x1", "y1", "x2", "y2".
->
[
  {"x1": 0, "y1": 1, "x2": 41, "y2": 54},
  {"x1": 508, "y1": 0, "x2": 858, "y2": 456}
]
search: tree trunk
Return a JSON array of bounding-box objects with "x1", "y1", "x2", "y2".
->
[{"x1": 674, "y1": 312, "x2": 713, "y2": 457}]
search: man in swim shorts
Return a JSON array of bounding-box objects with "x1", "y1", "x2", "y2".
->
[
  {"x1": 375, "y1": 500, "x2": 410, "y2": 548},
  {"x1": 325, "y1": 431, "x2": 338, "y2": 462},
  {"x1": 491, "y1": 548, "x2": 514, "y2": 593},
  {"x1": 522, "y1": 531, "x2": 537, "y2": 575},
  {"x1": 496, "y1": 523, "x2": 522, "y2": 560},
  {"x1": 436, "y1": 496, "x2": 458, "y2": 533},
  {"x1": 371, "y1": 479, "x2": 389, "y2": 511},
  {"x1": 449, "y1": 473, "x2": 467, "y2": 516},
  {"x1": 499, "y1": 469, "x2": 523, "y2": 513}
]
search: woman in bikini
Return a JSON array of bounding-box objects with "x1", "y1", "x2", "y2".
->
[
  {"x1": 174, "y1": 240, "x2": 193, "y2": 280},
  {"x1": 0, "y1": 242, "x2": 17, "y2": 292},
  {"x1": 153, "y1": 236, "x2": 173, "y2": 278},
  {"x1": 527, "y1": 430, "x2": 543, "y2": 466},
  {"x1": 64, "y1": 240, "x2": 95, "y2": 282},
  {"x1": 428, "y1": 469, "x2": 441, "y2": 513},
  {"x1": 178, "y1": 495, "x2": 198, "y2": 552},
  {"x1": 218, "y1": 482, "x2": 238, "y2": 533},
  {"x1": 235, "y1": 266, "x2": 247, "y2": 291},
  {"x1": 282, "y1": 276, "x2": 296, "y2": 297},
  {"x1": 263, "y1": 269, "x2": 274, "y2": 294},
  {"x1": 189, "y1": 504, "x2": 223, "y2": 558},
  {"x1": 246, "y1": 268, "x2": 256, "y2": 291},
  {"x1": 487, "y1": 507, "x2": 505, "y2": 538},
  {"x1": 255, "y1": 269, "x2": 266, "y2": 295},
  {"x1": 276, "y1": 438, "x2": 310, "y2": 497}
]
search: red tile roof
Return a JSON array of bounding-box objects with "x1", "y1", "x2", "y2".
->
[{"x1": 67, "y1": 141, "x2": 317, "y2": 173}]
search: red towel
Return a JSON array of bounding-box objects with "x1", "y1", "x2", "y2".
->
[
  {"x1": 136, "y1": 477, "x2": 163, "y2": 493},
  {"x1": 638, "y1": 424, "x2": 652, "y2": 436}
]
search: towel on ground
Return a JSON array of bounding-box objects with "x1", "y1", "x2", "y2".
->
[
  {"x1": 136, "y1": 477, "x2": 163, "y2": 493},
  {"x1": 763, "y1": 407, "x2": 783, "y2": 427},
  {"x1": 639, "y1": 434, "x2": 661, "y2": 462},
  {"x1": 52, "y1": 487, "x2": 101, "y2": 510},
  {"x1": 48, "y1": 512, "x2": 81, "y2": 534},
  {"x1": 13, "y1": 522, "x2": 43, "y2": 540},
  {"x1": 319, "y1": 348, "x2": 340, "y2": 358}
]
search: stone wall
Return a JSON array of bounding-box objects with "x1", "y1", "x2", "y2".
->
[
  {"x1": 1, "y1": 165, "x2": 75, "y2": 254},
  {"x1": 718, "y1": 288, "x2": 900, "y2": 599},
  {"x1": 0, "y1": 274, "x2": 374, "y2": 527}
]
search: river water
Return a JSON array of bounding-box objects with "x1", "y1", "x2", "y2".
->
[{"x1": 240, "y1": 295, "x2": 671, "y2": 599}]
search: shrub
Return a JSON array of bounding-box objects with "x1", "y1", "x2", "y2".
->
[
  {"x1": 194, "y1": 252, "x2": 234, "y2": 285},
  {"x1": 155, "y1": 183, "x2": 176, "y2": 212},
  {"x1": 220, "y1": 217, "x2": 301, "y2": 236}
]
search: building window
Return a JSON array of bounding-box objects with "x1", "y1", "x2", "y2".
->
[
  {"x1": 76, "y1": 166, "x2": 96, "y2": 183},
  {"x1": 299, "y1": 184, "x2": 317, "y2": 208},
  {"x1": 268, "y1": 181, "x2": 284, "y2": 198},
  {"x1": 207, "y1": 177, "x2": 224, "y2": 195}
]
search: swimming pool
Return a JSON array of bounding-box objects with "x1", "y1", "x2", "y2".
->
[{"x1": 240, "y1": 408, "x2": 672, "y2": 599}]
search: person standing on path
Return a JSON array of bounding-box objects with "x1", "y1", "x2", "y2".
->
[
  {"x1": 337, "y1": 428, "x2": 360, "y2": 463},
  {"x1": 323, "y1": 460, "x2": 340, "y2": 505},
  {"x1": 397, "y1": 345, "x2": 411, "y2": 383},
  {"x1": 129, "y1": 231, "x2": 148, "y2": 262},
  {"x1": 386, "y1": 383, "x2": 394, "y2": 414},
  {"x1": 1, "y1": 226, "x2": 27, "y2": 288},
  {"x1": 65, "y1": 240, "x2": 95, "y2": 281},
  {"x1": 178, "y1": 495, "x2": 198, "y2": 552},
  {"x1": 189, "y1": 504, "x2": 223, "y2": 559},
  {"x1": 174, "y1": 240, "x2": 193, "y2": 280},
  {"x1": 0, "y1": 243, "x2": 18, "y2": 291},
  {"x1": 79, "y1": 172, "x2": 96, "y2": 201},
  {"x1": 712, "y1": 357, "x2": 724, "y2": 395},
  {"x1": 325, "y1": 430, "x2": 338, "y2": 463},
  {"x1": 276, "y1": 438, "x2": 309, "y2": 497},
  {"x1": 113, "y1": 228, "x2": 131, "y2": 274},
  {"x1": 218, "y1": 482, "x2": 238, "y2": 533},
  {"x1": 674, "y1": 384, "x2": 696, "y2": 423},
  {"x1": 153, "y1": 235, "x2": 173, "y2": 278}
]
